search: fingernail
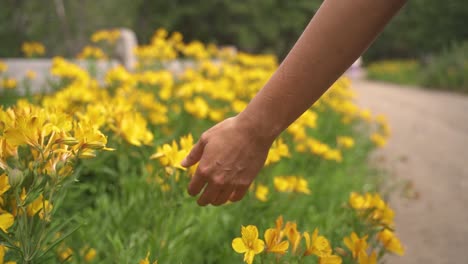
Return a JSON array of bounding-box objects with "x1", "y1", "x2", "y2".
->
[{"x1": 181, "y1": 158, "x2": 187, "y2": 167}]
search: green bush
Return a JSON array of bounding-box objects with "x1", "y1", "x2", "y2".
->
[
  {"x1": 366, "y1": 60, "x2": 422, "y2": 86},
  {"x1": 2, "y1": 0, "x2": 466, "y2": 61},
  {"x1": 421, "y1": 42, "x2": 468, "y2": 92}
]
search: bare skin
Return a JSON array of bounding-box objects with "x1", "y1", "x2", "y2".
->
[{"x1": 181, "y1": 0, "x2": 408, "y2": 206}]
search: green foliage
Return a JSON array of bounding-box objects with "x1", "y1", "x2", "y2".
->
[
  {"x1": 366, "y1": 43, "x2": 468, "y2": 93},
  {"x1": 58, "y1": 107, "x2": 380, "y2": 264},
  {"x1": 366, "y1": 60, "x2": 422, "y2": 86},
  {"x1": 1, "y1": 0, "x2": 467, "y2": 61},
  {"x1": 135, "y1": 0, "x2": 321, "y2": 58},
  {"x1": 365, "y1": 0, "x2": 468, "y2": 61},
  {"x1": 421, "y1": 41, "x2": 468, "y2": 92}
]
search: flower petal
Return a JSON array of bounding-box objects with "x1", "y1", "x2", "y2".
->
[
  {"x1": 244, "y1": 250, "x2": 255, "y2": 264},
  {"x1": 232, "y1": 238, "x2": 248, "y2": 253},
  {"x1": 270, "y1": 240, "x2": 289, "y2": 254},
  {"x1": 252, "y1": 239, "x2": 265, "y2": 254},
  {"x1": 0, "y1": 213, "x2": 14, "y2": 233}
]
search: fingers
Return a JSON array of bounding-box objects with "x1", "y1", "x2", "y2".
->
[
  {"x1": 187, "y1": 164, "x2": 210, "y2": 196},
  {"x1": 229, "y1": 187, "x2": 249, "y2": 202},
  {"x1": 181, "y1": 136, "x2": 206, "y2": 167},
  {"x1": 197, "y1": 183, "x2": 221, "y2": 206},
  {"x1": 211, "y1": 185, "x2": 235, "y2": 206}
]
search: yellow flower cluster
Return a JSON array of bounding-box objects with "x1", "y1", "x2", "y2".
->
[
  {"x1": 1, "y1": 28, "x2": 396, "y2": 262},
  {"x1": 148, "y1": 135, "x2": 196, "y2": 191},
  {"x1": 349, "y1": 192, "x2": 404, "y2": 256},
  {"x1": 139, "y1": 252, "x2": 158, "y2": 264},
  {"x1": 21, "y1": 42, "x2": 46, "y2": 57},
  {"x1": 343, "y1": 232, "x2": 377, "y2": 264},
  {"x1": 367, "y1": 59, "x2": 419, "y2": 74},
  {"x1": 50, "y1": 57, "x2": 91, "y2": 84},
  {"x1": 1, "y1": 78, "x2": 17, "y2": 90},
  {"x1": 273, "y1": 175, "x2": 311, "y2": 194},
  {"x1": 77, "y1": 46, "x2": 107, "y2": 60},
  {"x1": 264, "y1": 138, "x2": 290, "y2": 166},
  {"x1": 253, "y1": 174, "x2": 311, "y2": 202},
  {"x1": 0, "y1": 101, "x2": 112, "y2": 248},
  {"x1": 135, "y1": 28, "x2": 182, "y2": 65},
  {"x1": 349, "y1": 192, "x2": 395, "y2": 227},
  {"x1": 57, "y1": 244, "x2": 97, "y2": 262},
  {"x1": 91, "y1": 29, "x2": 121, "y2": 44},
  {"x1": 44, "y1": 60, "x2": 159, "y2": 147},
  {"x1": 151, "y1": 134, "x2": 194, "y2": 173},
  {"x1": 295, "y1": 137, "x2": 343, "y2": 162},
  {"x1": 232, "y1": 216, "x2": 342, "y2": 264},
  {"x1": 371, "y1": 114, "x2": 391, "y2": 148}
]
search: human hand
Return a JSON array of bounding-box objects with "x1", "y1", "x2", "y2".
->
[{"x1": 181, "y1": 116, "x2": 273, "y2": 206}]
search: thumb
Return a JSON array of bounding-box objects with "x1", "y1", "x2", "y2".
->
[{"x1": 181, "y1": 139, "x2": 206, "y2": 167}]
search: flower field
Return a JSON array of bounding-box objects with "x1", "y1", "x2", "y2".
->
[{"x1": 0, "y1": 29, "x2": 402, "y2": 264}]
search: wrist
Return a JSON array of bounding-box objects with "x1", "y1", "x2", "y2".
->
[{"x1": 235, "y1": 111, "x2": 281, "y2": 147}]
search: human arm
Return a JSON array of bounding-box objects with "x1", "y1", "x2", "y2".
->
[{"x1": 182, "y1": 0, "x2": 408, "y2": 206}]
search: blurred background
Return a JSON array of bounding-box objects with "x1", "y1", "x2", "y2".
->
[
  {"x1": 1, "y1": 1, "x2": 467, "y2": 264},
  {"x1": 1, "y1": 0, "x2": 467, "y2": 91},
  {"x1": 0, "y1": 1, "x2": 465, "y2": 57}
]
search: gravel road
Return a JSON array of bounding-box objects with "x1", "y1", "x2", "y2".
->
[{"x1": 353, "y1": 80, "x2": 468, "y2": 264}]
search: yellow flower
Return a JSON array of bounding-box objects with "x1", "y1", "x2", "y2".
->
[
  {"x1": 264, "y1": 228, "x2": 289, "y2": 254},
  {"x1": 2, "y1": 78, "x2": 17, "y2": 89},
  {"x1": 0, "y1": 213, "x2": 14, "y2": 233},
  {"x1": 21, "y1": 42, "x2": 46, "y2": 57},
  {"x1": 271, "y1": 215, "x2": 287, "y2": 242},
  {"x1": 0, "y1": 174, "x2": 11, "y2": 195},
  {"x1": 343, "y1": 232, "x2": 368, "y2": 259},
  {"x1": 151, "y1": 140, "x2": 186, "y2": 171},
  {"x1": 184, "y1": 97, "x2": 209, "y2": 119},
  {"x1": 255, "y1": 184, "x2": 269, "y2": 202},
  {"x1": 91, "y1": 29, "x2": 120, "y2": 44},
  {"x1": 139, "y1": 252, "x2": 157, "y2": 264},
  {"x1": 84, "y1": 248, "x2": 97, "y2": 262},
  {"x1": 77, "y1": 46, "x2": 107, "y2": 60},
  {"x1": 273, "y1": 176, "x2": 311, "y2": 194},
  {"x1": 0, "y1": 244, "x2": 17, "y2": 264},
  {"x1": 113, "y1": 112, "x2": 153, "y2": 146},
  {"x1": 0, "y1": 61, "x2": 7, "y2": 72},
  {"x1": 360, "y1": 109, "x2": 372, "y2": 122},
  {"x1": 283, "y1": 222, "x2": 301, "y2": 254},
  {"x1": 370, "y1": 133, "x2": 387, "y2": 148},
  {"x1": 337, "y1": 136, "x2": 354, "y2": 149},
  {"x1": 59, "y1": 247, "x2": 73, "y2": 262},
  {"x1": 303, "y1": 228, "x2": 332, "y2": 257},
  {"x1": 377, "y1": 229, "x2": 404, "y2": 256},
  {"x1": 232, "y1": 225, "x2": 265, "y2": 264},
  {"x1": 358, "y1": 251, "x2": 377, "y2": 264},
  {"x1": 25, "y1": 70, "x2": 37, "y2": 80},
  {"x1": 319, "y1": 254, "x2": 342, "y2": 264},
  {"x1": 323, "y1": 149, "x2": 342, "y2": 162},
  {"x1": 231, "y1": 100, "x2": 248, "y2": 113},
  {"x1": 265, "y1": 138, "x2": 290, "y2": 166},
  {"x1": 349, "y1": 192, "x2": 373, "y2": 210},
  {"x1": 27, "y1": 194, "x2": 53, "y2": 220}
]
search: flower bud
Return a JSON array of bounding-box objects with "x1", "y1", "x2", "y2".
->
[
  {"x1": 83, "y1": 141, "x2": 106, "y2": 150},
  {"x1": 8, "y1": 168, "x2": 24, "y2": 188},
  {"x1": 55, "y1": 137, "x2": 79, "y2": 146}
]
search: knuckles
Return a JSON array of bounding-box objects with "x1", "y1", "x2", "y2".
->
[
  {"x1": 199, "y1": 132, "x2": 209, "y2": 145},
  {"x1": 211, "y1": 176, "x2": 225, "y2": 186},
  {"x1": 196, "y1": 165, "x2": 210, "y2": 178}
]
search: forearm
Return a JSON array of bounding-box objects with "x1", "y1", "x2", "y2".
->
[{"x1": 238, "y1": 0, "x2": 407, "y2": 142}]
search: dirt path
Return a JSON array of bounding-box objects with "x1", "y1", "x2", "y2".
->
[{"x1": 352, "y1": 80, "x2": 468, "y2": 264}]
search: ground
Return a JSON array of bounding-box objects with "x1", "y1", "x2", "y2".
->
[{"x1": 353, "y1": 79, "x2": 468, "y2": 264}]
